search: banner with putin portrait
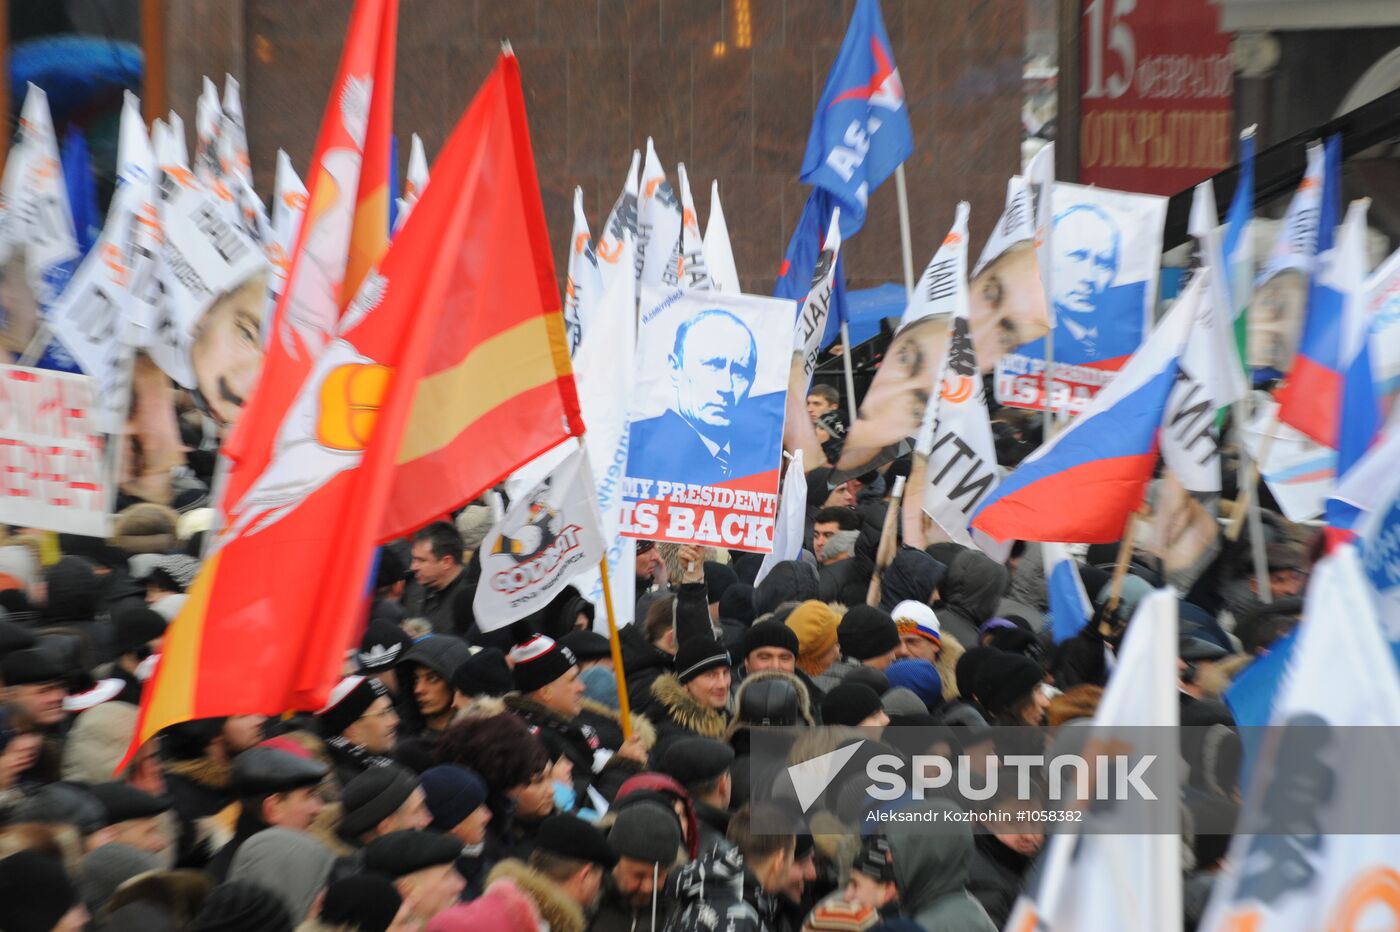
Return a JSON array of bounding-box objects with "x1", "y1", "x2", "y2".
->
[
  {"x1": 621, "y1": 287, "x2": 791, "y2": 553},
  {"x1": 994, "y1": 182, "x2": 1166, "y2": 416}
]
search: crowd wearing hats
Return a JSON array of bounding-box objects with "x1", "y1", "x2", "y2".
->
[{"x1": 0, "y1": 425, "x2": 1316, "y2": 932}]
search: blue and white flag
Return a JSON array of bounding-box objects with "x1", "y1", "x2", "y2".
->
[
  {"x1": 755, "y1": 450, "x2": 806, "y2": 587},
  {"x1": 1043, "y1": 542, "x2": 1091, "y2": 643},
  {"x1": 775, "y1": 188, "x2": 848, "y2": 345},
  {"x1": 1329, "y1": 201, "x2": 1380, "y2": 525},
  {"x1": 800, "y1": 0, "x2": 912, "y2": 237}
]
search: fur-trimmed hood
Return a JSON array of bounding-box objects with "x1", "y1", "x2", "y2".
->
[
  {"x1": 164, "y1": 756, "x2": 231, "y2": 791},
  {"x1": 725, "y1": 669, "x2": 815, "y2": 740},
  {"x1": 487, "y1": 858, "x2": 586, "y2": 932},
  {"x1": 647, "y1": 674, "x2": 729, "y2": 738},
  {"x1": 579, "y1": 697, "x2": 657, "y2": 751}
]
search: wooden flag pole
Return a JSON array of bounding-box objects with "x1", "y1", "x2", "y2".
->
[
  {"x1": 598, "y1": 555, "x2": 632, "y2": 740},
  {"x1": 1104, "y1": 508, "x2": 1145, "y2": 617},
  {"x1": 866, "y1": 475, "x2": 906, "y2": 606}
]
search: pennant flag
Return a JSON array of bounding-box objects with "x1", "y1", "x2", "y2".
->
[
  {"x1": 704, "y1": 180, "x2": 740, "y2": 292},
  {"x1": 150, "y1": 118, "x2": 179, "y2": 171},
  {"x1": 636, "y1": 138, "x2": 682, "y2": 287},
  {"x1": 800, "y1": 0, "x2": 912, "y2": 237},
  {"x1": 133, "y1": 49, "x2": 579, "y2": 750},
  {"x1": 1368, "y1": 245, "x2": 1400, "y2": 400},
  {"x1": 1249, "y1": 140, "x2": 1324, "y2": 373},
  {"x1": 1201, "y1": 545, "x2": 1400, "y2": 932},
  {"x1": 782, "y1": 207, "x2": 842, "y2": 466},
  {"x1": 596, "y1": 150, "x2": 640, "y2": 296},
  {"x1": 62, "y1": 129, "x2": 100, "y2": 257},
  {"x1": 967, "y1": 170, "x2": 1049, "y2": 374},
  {"x1": 755, "y1": 450, "x2": 807, "y2": 587},
  {"x1": 474, "y1": 446, "x2": 606, "y2": 631},
  {"x1": 1275, "y1": 134, "x2": 1344, "y2": 445},
  {"x1": 1241, "y1": 397, "x2": 1335, "y2": 523},
  {"x1": 1005, "y1": 588, "x2": 1182, "y2": 931},
  {"x1": 774, "y1": 188, "x2": 849, "y2": 347},
  {"x1": 562, "y1": 186, "x2": 601, "y2": 357},
  {"x1": 1188, "y1": 179, "x2": 1248, "y2": 410},
  {"x1": 222, "y1": 0, "x2": 397, "y2": 484},
  {"x1": 910, "y1": 203, "x2": 1006, "y2": 557},
  {"x1": 47, "y1": 93, "x2": 156, "y2": 431},
  {"x1": 1328, "y1": 202, "x2": 1380, "y2": 530},
  {"x1": 1257, "y1": 140, "x2": 1324, "y2": 286},
  {"x1": 167, "y1": 110, "x2": 190, "y2": 167},
  {"x1": 266, "y1": 150, "x2": 309, "y2": 328},
  {"x1": 1223, "y1": 133, "x2": 1255, "y2": 367},
  {"x1": 218, "y1": 75, "x2": 252, "y2": 186},
  {"x1": 393, "y1": 131, "x2": 429, "y2": 233},
  {"x1": 192, "y1": 76, "x2": 224, "y2": 192},
  {"x1": 676, "y1": 162, "x2": 713, "y2": 292},
  {"x1": 1160, "y1": 266, "x2": 1235, "y2": 493},
  {"x1": 972, "y1": 274, "x2": 1199, "y2": 543},
  {"x1": 1043, "y1": 542, "x2": 1091, "y2": 643}
]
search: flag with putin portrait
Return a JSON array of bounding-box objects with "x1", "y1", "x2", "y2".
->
[
  {"x1": 621, "y1": 286, "x2": 792, "y2": 553},
  {"x1": 994, "y1": 182, "x2": 1166, "y2": 416}
]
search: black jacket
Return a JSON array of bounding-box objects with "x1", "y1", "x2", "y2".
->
[
  {"x1": 403, "y1": 570, "x2": 471, "y2": 636},
  {"x1": 967, "y1": 832, "x2": 1033, "y2": 928}
]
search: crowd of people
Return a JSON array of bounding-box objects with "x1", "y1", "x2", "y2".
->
[{"x1": 0, "y1": 385, "x2": 1314, "y2": 931}]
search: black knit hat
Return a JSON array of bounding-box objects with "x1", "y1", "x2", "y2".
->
[
  {"x1": 703, "y1": 561, "x2": 738, "y2": 605},
  {"x1": 358, "y1": 619, "x2": 412, "y2": 673},
  {"x1": 821, "y1": 682, "x2": 885, "y2": 727},
  {"x1": 452, "y1": 648, "x2": 513, "y2": 698},
  {"x1": 316, "y1": 675, "x2": 390, "y2": 737},
  {"x1": 608, "y1": 802, "x2": 682, "y2": 864},
  {"x1": 559, "y1": 630, "x2": 612, "y2": 663},
  {"x1": 192, "y1": 881, "x2": 293, "y2": 932},
  {"x1": 838, "y1": 606, "x2": 900, "y2": 661},
  {"x1": 662, "y1": 737, "x2": 735, "y2": 785},
  {"x1": 535, "y1": 812, "x2": 618, "y2": 868},
  {"x1": 320, "y1": 874, "x2": 402, "y2": 932},
  {"x1": 113, "y1": 606, "x2": 168, "y2": 656},
  {"x1": 741, "y1": 620, "x2": 799, "y2": 661},
  {"x1": 420, "y1": 765, "x2": 488, "y2": 832},
  {"x1": 0, "y1": 647, "x2": 65, "y2": 686},
  {"x1": 339, "y1": 765, "x2": 419, "y2": 841},
  {"x1": 90, "y1": 781, "x2": 172, "y2": 826},
  {"x1": 363, "y1": 830, "x2": 464, "y2": 878},
  {"x1": 0, "y1": 850, "x2": 77, "y2": 932},
  {"x1": 509, "y1": 635, "x2": 577, "y2": 694},
  {"x1": 976, "y1": 651, "x2": 1045, "y2": 715},
  {"x1": 854, "y1": 834, "x2": 896, "y2": 883},
  {"x1": 674, "y1": 636, "x2": 731, "y2": 684},
  {"x1": 719, "y1": 583, "x2": 756, "y2": 624}
]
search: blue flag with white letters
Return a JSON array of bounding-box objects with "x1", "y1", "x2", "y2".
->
[{"x1": 800, "y1": 0, "x2": 912, "y2": 238}]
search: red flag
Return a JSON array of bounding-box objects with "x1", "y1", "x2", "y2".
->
[{"x1": 131, "y1": 51, "x2": 580, "y2": 749}]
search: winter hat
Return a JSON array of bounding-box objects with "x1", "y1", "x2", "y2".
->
[
  {"x1": 884, "y1": 660, "x2": 943, "y2": 710},
  {"x1": 978, "y1": 617, "x2": 1019, "y2": 639},
  {"x1": 339, "y1": 764, "x2": 420, "y2": 841},
  {"x1": 754, "y1": 560, "x2": 820, "y2": 616},
  {"x1": 838, "y1": 606, "x2": 900, "y2": 661},
  {"x1": 823, "y1": 530, "x2": 859, "y2": 562},
  {"x1": 1, "y1": 646, "x2": 65, "y2": 685},
  {"x1": 881, "y1": 687, "x2": 929, "y2": 717},
  {"x1": 358, "y1": 619, "x2": 413, "y2": 673},
  {"x1": 736, "y1": 673, "x2": 805, "y2": 726},
  {"x1": 608, "y1": 801, "x2": 683, "y2": 864},
  {"x1": 890, "y1": 601, "x2": 940, "y2": 645},
  {"x1": 454, "y1": 505, "x2": 495, "y2": 553},
  {"x1": 113, "y1": 606, "x2": 168, "y2": 655},
  {"x1": 79, "y1": 843, "x2": 161, "y2": 916},
  {"x1": 741, "y1": 619, "x2": 800, "y2": 660},
  {"x1": 580, "y1": 665, "x2": 619, "y2": 709},
  {"x1": 316, "y1": 675, "x2": 390, "y2": 737},
  {"x1": 853, "y1": 834, "x2": 896, "y2": 882},
  {"x1": 785, "y1": 601, "x2": 840, "y2": 676},
  {"x1": 143, "y1": 554, "x2": 201, "y2": 592},
  {"x1": 420, "y1": 765, "x2": 488, "y2": 832},
  {"x1": 363, "y1": 830, "x2": 463, "y2": 879},
  {"x1": 719, "y1": 583, "x2": 756, "y2": 624},
  {"x1": 673, "y1": 636, "x2": 730, "y2": 684},
  {"x1": 13, "y1": 782, "x2": 107, "y2": 836},
  {"x1": 804, "y1": 895, "x2": 879, "y2": 931},
  {"x1": 192, "y1": 881, "x2": 293, "y2": 932},
  {"x1": 976, "y1": 651, "x2": 1045, "y2": 715},
  {"x1": 704, "y1": 561, "x2": 739, "y2": 605},
  {"x1": 230, "y1": 746, "x2": 327, "y2": 797},
  {"x1": 843, "y1": 665, "x2": 890, "y2": 695},
  {"x1": 953, "y1": 646, "x2": 1001, "y2": 705},
  {"x1": 662, "y1": 737, "x2": 735, "y2": 787},
  {"x1": 320, "y1": 874, "x2": 402, "y2": 932},
  {"x1": 452, "y1": 647, "x2": 513, "y2": 698},
  {"x1": 90, "y1": 781, "x2": 171, "y2": 826},
  {"x1": 535, "y1": 812, "x2": 618, "y2": 868},
  {"x1": 228, "y1": 827, "x2": 334, "y2": 922},
  {"x1": 112, "y1": 502, "x2": 180, "y2": 555},
  {"x1": 559, "y1": 629, "x2": 612, "y2": 664},
  {"x1": 509, "y1": 635, "x2": 577, "y2": 694},
  {"x1": 427, "y1": 878, "x2": 541, "y2": 932},
  {"x1": 374, "y1": 547, "x2": 407, "y2": 589},
  {"x1": 0, "y1": 850, "x2": 78, "y2": 932},
  {"x1": 821, "y1": 683, "x2": 885, "y2": 727}
]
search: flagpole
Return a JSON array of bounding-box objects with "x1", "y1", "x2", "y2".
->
[
  {"x1": 597, "y1": 555, "x2": 633, "y2": 740},
  {"x1": 895, "y1": 164, "x2": 915, "y2": 297},
  {"x1": 866, "y1": 474, "x2": 906, "y2": 606},
  {"x1": 839, "y1": 322, "x2": 859, "y2": 423}
]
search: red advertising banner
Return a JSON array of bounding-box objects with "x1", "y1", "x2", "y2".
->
[{"x1": 1078, "y1": 0, "x2": 1234, "y2": 195}]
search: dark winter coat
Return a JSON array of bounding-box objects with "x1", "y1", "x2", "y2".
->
[
  {"x1": 967, "y1": 832, "x2": 1034, "y2": 928},
  {"x1": 403, "y1": 569, "x2": 471, "y2": 636},
  {"x1": 643, "y1": 674, "x2": 731, "y2": 765},
  {"x1": 593, "y1": 865, "x2": 674, "y2": 932},
  {"x1": 664, "y1": 845, "x2": 783, "y2": 932},
  {"x1": 937, "y1": 550, "x2": 1011, "y2": 647}
]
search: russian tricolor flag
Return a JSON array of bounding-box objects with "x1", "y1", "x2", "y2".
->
[
  {"x1": 971, "y1": 274, "x2": 1199, "y2": 543},
  {"x1": 1326, "y1": 199, "x2": 1379, "y2": 532},
  {"x1": 1044, "y1": 542, "x2": 1093, "y2": 643}
]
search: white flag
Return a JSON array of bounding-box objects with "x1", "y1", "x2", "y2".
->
[
  {"x1": 913, "y1": 203, "x2": 1007, "y2": 559},
  {"x1": 46, "y1": 93, "x2": 155, "y2": 431},
  {"x1": 562, "y1": 186, "x2": 601, "y2": 357},
  {"x1": 676, "y1": 162, "x2": 712, "y2": 292},
  {"x1": 1007, "y1": 588, "x2": 1182, "y2": 932},
  {"x1": 0, "y1": 84, "x2": 80, "y2": 307},
  {"x1": 474, "y1": 447, "x2": 608, "y2": 631},
  {"x1": 704, "y1": 180, "x2": 740, "y2": 292},
  {"x1": 1257, "y1": 141, "x2": 1324, "y2": 286},
  {"x1": 166, "y1": 110, "x2": 190, "y2": 168},
  {"x1": 1201, "y1": 545, "x2": 1400, "y2": 932},
  {"x1": 393, "y1": 132, "x2": 430, "y2": 233},
  {"x1": 1160, "y1": 271, "x2": 1230, "y2": 493},
  {"x1": 267, "y1": 150, "x2": 309, "y2": 328},
  {"x1": 596, "y1": 150, "x2": 639, "y2": 295},
  {"x1": 755, "y1": 451, "x2": 806, "y2": 587},
  {"x1": 1188, "y1": 180, "x2": 1248, "y2": 407},
  {"x1": 1241, "y1": 396, "x2": 1335, "y2": 522},
  {"x1": 636, "y1": 138, "x2": 682, "y2": 288},
  {"x1": 192, "y1": 76, "x2": 223, "y2": 191},
  {"x1": 218, "y1": 75, "x2": 252, "y2": 186}
]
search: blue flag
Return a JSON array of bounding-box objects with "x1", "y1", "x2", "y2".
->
[
  {"x1": 62, "y1": 129, "x2": 100, "y2": 258},
  {"x1": 775, "y1": 189, "x2": 848, "y2": 347},
  {"x1": 800, "y1": 0, "x2": 912, "y2": 238},
  {"x1": 388, "y1": 133, "x2": 400, "y2": 234}
]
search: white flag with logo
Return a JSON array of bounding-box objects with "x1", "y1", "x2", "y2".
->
[
  {"x1": 676, "y1": 162, "x2": 712, "y2": 292},
  {"x1": 217, "y1": 75, "x2": 252, "y2": 186},
  {"x1": 0, "y1": 84, "x2": 80, "y2": 307},
  {"x1": 474, "y1": 446, "x2": 608, "y2": 631},
  {"x1": 913, "y1": 203, "x2": 1007, "y2": 559},
  {"x1": 192, "y1": 76, "x2": 223, "y2": 190},
  {"x1": 1201, "y1": 545, "x2": 1400, "y2": 932},
  {"x1": 705, "y1": 180, "x2": 740, "y2": 292},
  {"x1": 46, "y1": 93, "x2": 156, "y2": 431},
  {"x1": 1187, "y1": 180, "x2": 1248, "y2": 407},
  {"x1": 597, "y1": 151, "x2": 639, "y2": 295},
  {"x1": 783, "y1": 208, "x2": 841, "y2": 466},
  {"x1": 755, "y1": 450, "x2": 806, "y2": 587},
  {"x1": 636, "y1": 138, "x2": 682, "y2": 287},
  {"x1": 1005, "y1": 588, "x2": 1182, "y2": 932},
  {"x1": 393, "y1": 132, "x2": 430, "y2": 233},
  {"x1": 1258, "y1": 141, "x2": 1324, "y2": 286},
  {"x1": 562, "y1": 186, "x2": 601, "y2": 357},
  {"x1": 1159, "y1": 271, "x2": 1230, "y2": 493},
  {"x1": 266, "y1": 150, "x2": 308, "y2": 328}
]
